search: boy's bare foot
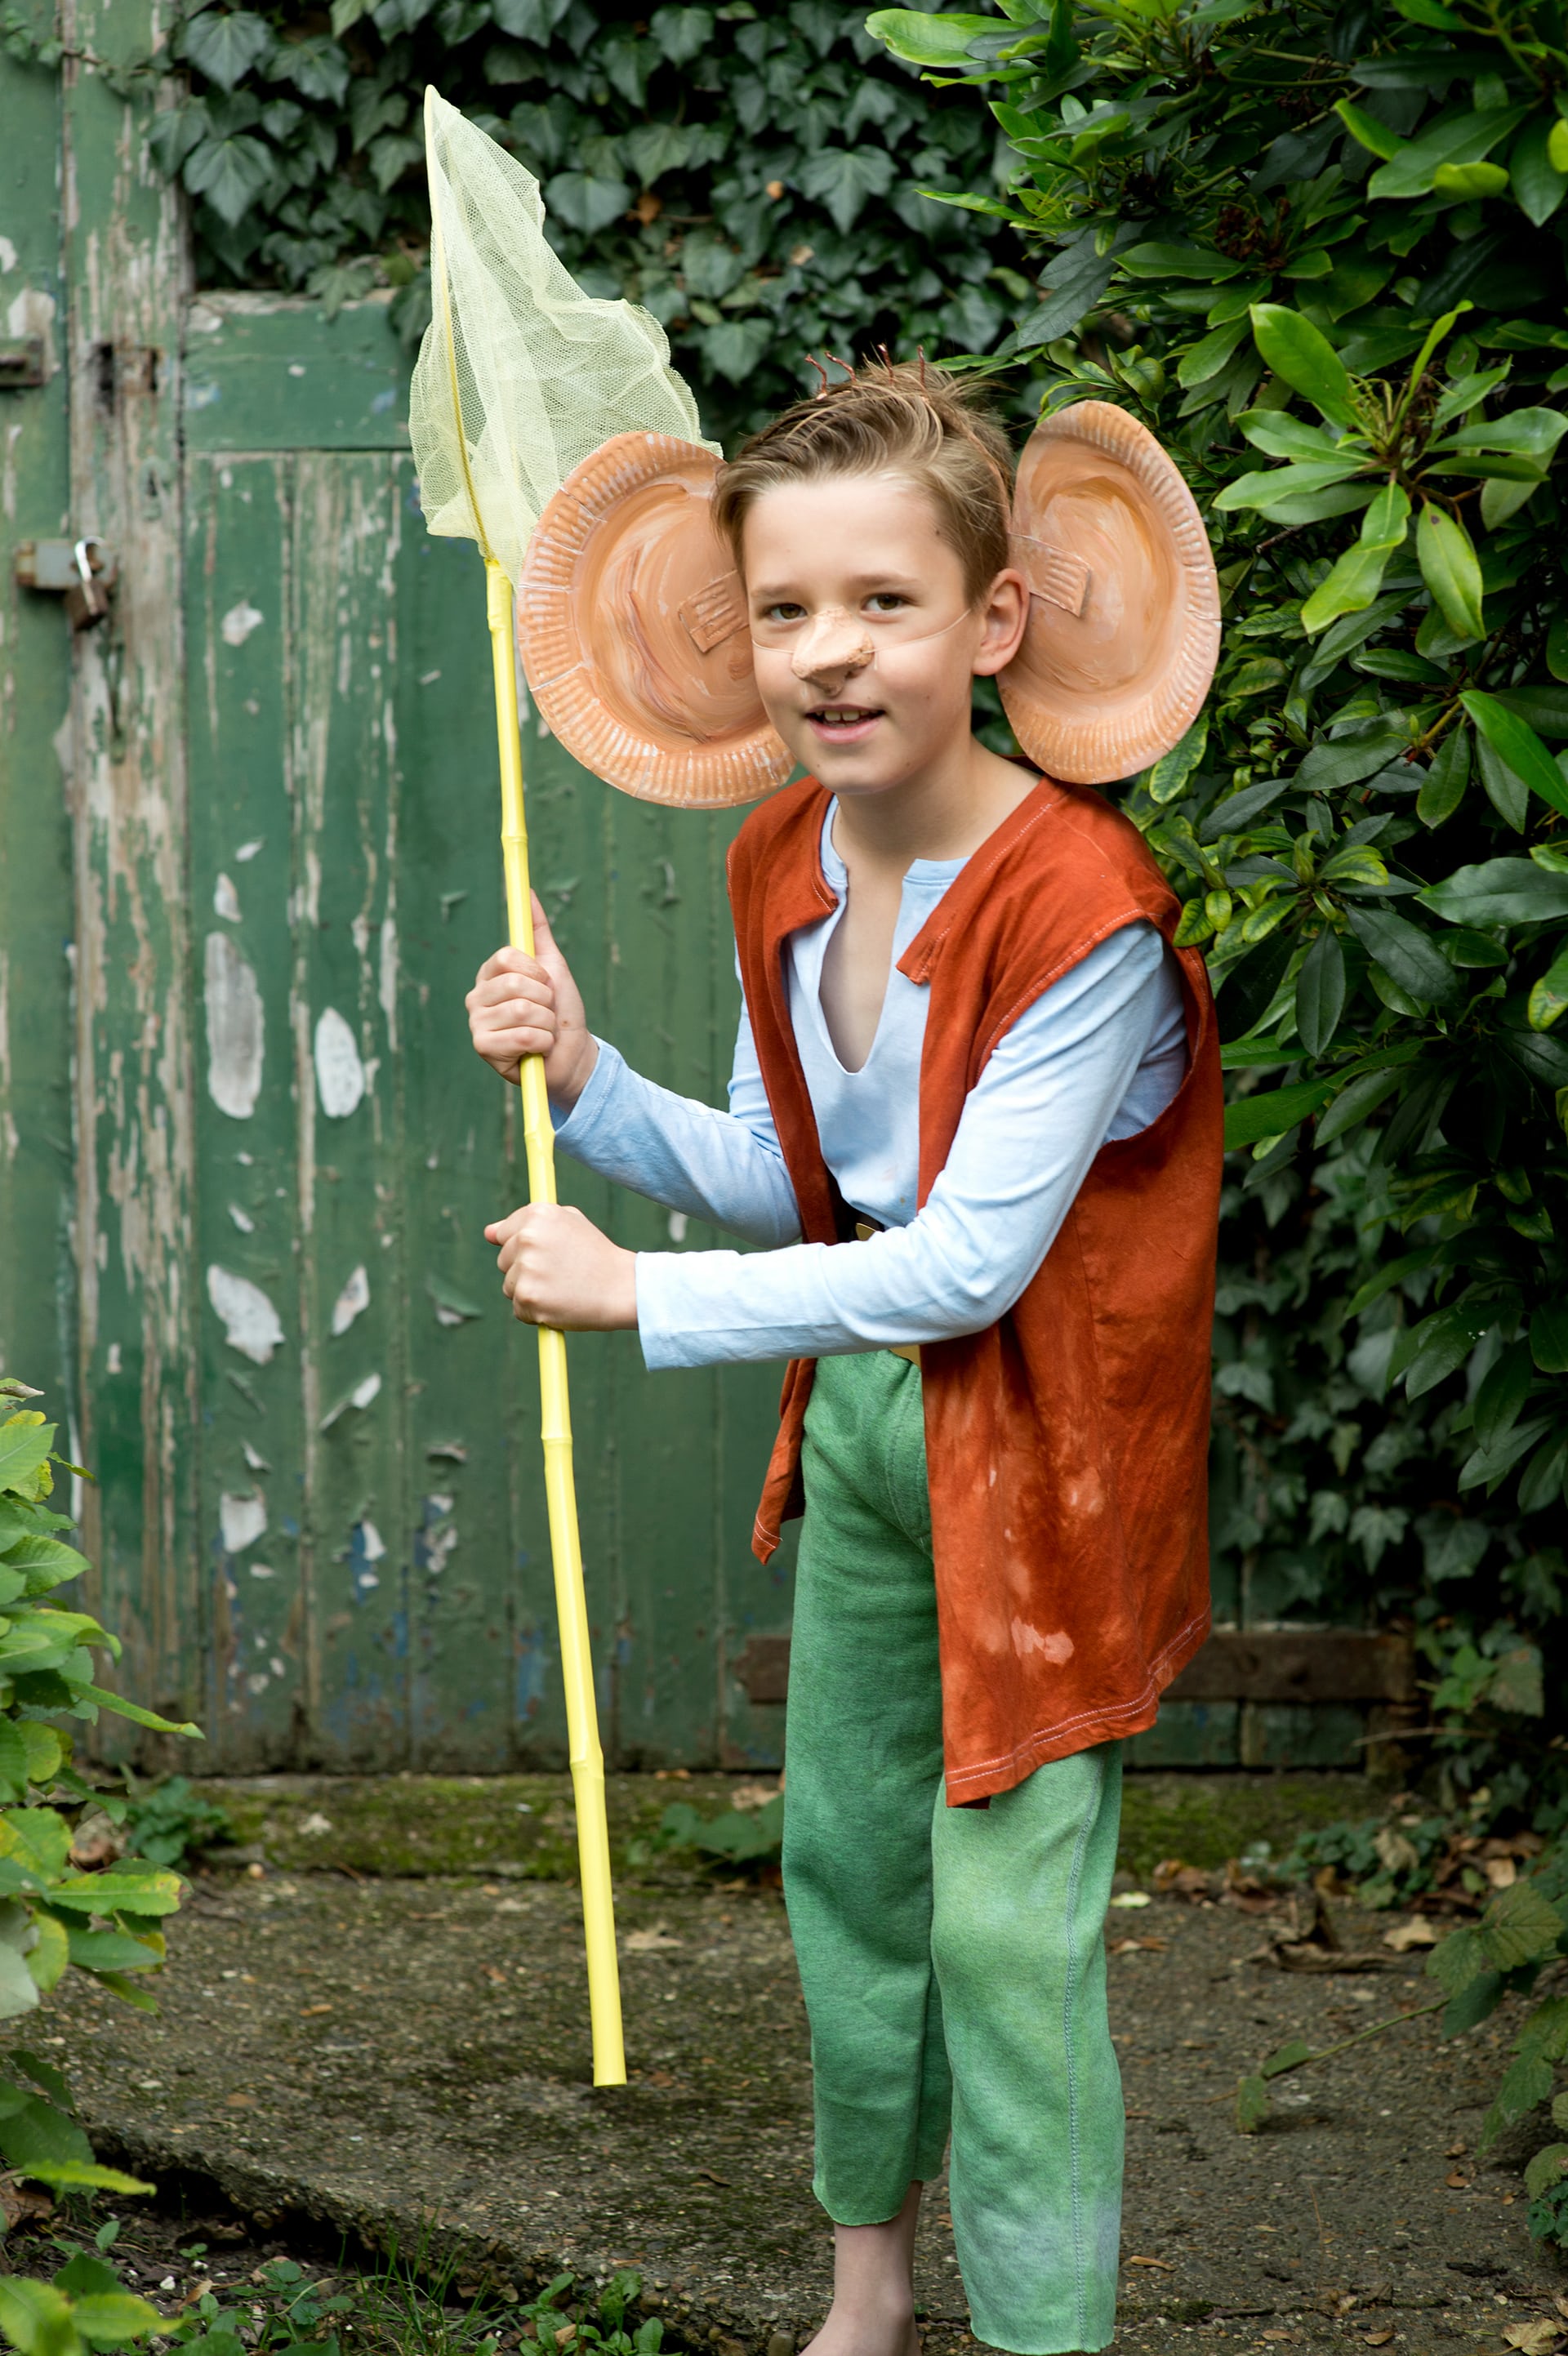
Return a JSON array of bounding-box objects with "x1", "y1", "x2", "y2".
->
[
  {"x1": 802, "y1": 2305, "x2": 919, "y2": 2356},
  {"x1": 804, "y1": 2182, "x2": 924, "y2": 2356}
]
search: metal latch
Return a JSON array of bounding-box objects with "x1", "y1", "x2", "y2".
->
[
  {"x1": 0, "y1": 338, "x2": 46, "y2": 391},
  {"x1": 14, "y1": 537, "x2": 118, "y2": 630}
]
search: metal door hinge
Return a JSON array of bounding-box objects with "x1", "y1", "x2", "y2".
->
[
  {"x1": 14, "y1": 537, "x2": 118, "y2": 629},
  {"x1": 0, "y1": 338, "x2": 46, "y2": 390}
]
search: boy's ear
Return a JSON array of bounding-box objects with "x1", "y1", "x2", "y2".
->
[{"x1": 972, "y1": 567, "x2": 1030, "y2": 678}]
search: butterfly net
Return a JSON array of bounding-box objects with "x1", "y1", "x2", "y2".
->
[{"x1": 410, "y1": 86, "x2": 719, "y2": 590}]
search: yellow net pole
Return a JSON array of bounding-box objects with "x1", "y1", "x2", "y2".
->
[{"x1": 486, "y1": 555, "x2": 626, "y2": 2089}]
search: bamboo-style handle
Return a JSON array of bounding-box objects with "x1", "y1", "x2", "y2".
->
[{"x1": 486, "y1": 558, "x2": 626, "y2": 2089}]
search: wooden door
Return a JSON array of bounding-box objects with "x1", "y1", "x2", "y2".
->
[{"x1": 176, "y1": 293, "x2": 795, "y2": 1770}]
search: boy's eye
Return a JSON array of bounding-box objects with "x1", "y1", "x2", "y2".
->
[
  {"x1": 762, "y1": 600, "x2": 806, "y2": 623},
  {"x1": 867, "y1": 593, "x2": 908, "y2": 613}
]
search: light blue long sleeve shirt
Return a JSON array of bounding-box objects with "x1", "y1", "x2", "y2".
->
[{"x1": 555, "y1": 803, "x2": 1187, "y2": 1370}]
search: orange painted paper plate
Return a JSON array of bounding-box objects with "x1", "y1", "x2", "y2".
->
[
  {"x1": 517, "y1": 431, "x2": 794, "y2": 808},
  {"x1": 1000, "y1": 400, "x2": 1219, "y2": 785}
]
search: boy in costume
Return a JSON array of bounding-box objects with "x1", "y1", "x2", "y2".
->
[{"x1": 468, "y1": 366, "x2": 1223, "y2": 2356}]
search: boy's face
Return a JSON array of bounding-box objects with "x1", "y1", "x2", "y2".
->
[{"x1": 740, "y1": 471, "x2": 1027, "y2": 799}]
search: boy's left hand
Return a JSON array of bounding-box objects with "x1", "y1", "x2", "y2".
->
[{"x1": 484, "y1": 1203, "x2": 638, "y2": 1331}]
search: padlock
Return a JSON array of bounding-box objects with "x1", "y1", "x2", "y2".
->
[{"x1": 65, "y1": 536, "x2": 111, "y2": 630}]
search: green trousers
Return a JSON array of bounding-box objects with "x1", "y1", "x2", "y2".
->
[{"x1": 782, "y1": 1350, "x2": 1125, "y2": 2356}]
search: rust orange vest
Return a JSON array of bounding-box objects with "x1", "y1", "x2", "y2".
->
[{"x1": 729, "y1": 773, "x2": 1223, "y2": 1803}]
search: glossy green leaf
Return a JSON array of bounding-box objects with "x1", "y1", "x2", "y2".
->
[
  {"x1": 1432, "y1": 160, "x2": 1508, "y2": 200},
  {"x1": 1299, "y1": 483, "x2": 1409, "y2": 631},
  {"x1": 1294, "y1": 925, "x2": 1345, "y2": 1056},
  {"x1": 1417, "y1": 728, "x2": 1470, "y2": 827},
  {"x1": 1248, "y1": 305, "x2": 1356, "y2": 425},
  {"x1": 1533, "y1": 1303, "x2": 1568, "y2": 1373},
  {"x1": 863, "y1": 10, "x2": 997, "y2": 65},
  {"x1": 1367, "y1": 106, "x2": 1529, "y2": 202},
  {"x1": 1223, "y1": 1078, "x2": 1334, "y2": 1149},
  {"x1": 1144, "y1": 715, "x2": 1209, "y2": 804},
  {"x1": 1461, "y1": 689, "x2": 1568, "y2": 819},
  {"x1": 1422, "y1": 861, "x2": 1568, "y2": 925},
  {"x1": 1333, "y1": 98, "x2": 1401, "y2": 161},
  {"x1": 1343, "y1": 904, "x2": 1460, "y2": 1005},
  {"x1": 1416, "y1": 502, "x2": 1484, "y2": 642}
]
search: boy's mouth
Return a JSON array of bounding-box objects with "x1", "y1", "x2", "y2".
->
[{"x1": 805, "y1": 703, "x2": 884, "y2": 744}]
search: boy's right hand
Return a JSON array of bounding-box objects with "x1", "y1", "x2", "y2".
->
[{"x1": 466, "y1": 895, "x2": 598, "y2": 1108}]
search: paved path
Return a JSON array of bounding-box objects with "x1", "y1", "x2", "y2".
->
[{"x1": 48, "y1": 1845, "x2": 1563, "y2": 2354}]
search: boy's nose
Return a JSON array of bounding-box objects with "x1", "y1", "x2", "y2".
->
[{"x1": 790, "y1": 606, "x2": 875, "y2": 683}]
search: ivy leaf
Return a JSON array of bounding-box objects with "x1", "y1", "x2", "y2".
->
[
  {"x1": 544, "y1": 171, "x2": 632, "y2": 234},
  {"x1": 648, "y1": 5, "x2": 712, "y2": 65},
  {"x1": 796, "y1": 145, "x2": 896, "y2": 234},
  {"x1": 183, "y1": 128, "x2": 274, "y2": 225},
  {"x1": 180, "y1": 7, "x2": 272, "y2": 88},
  {"x1": 1416, "y1": 501, "x2": 1484, "y2": 642},
  {"x1": 623, "y1": 122, "x2": 691, "y2": 186},
  {"x1": 268, "y1": 35, "x2": 350, "y2": 105},
  {"x1": 1248, "y1": 304, "x2": 1356, "y2": 427},
  {"x1": 1461, "y1": 689, "x2": 1568, "y2": 819},
  {"x1": 700, "y1": 318, "x2": 773, "y2": 385}
]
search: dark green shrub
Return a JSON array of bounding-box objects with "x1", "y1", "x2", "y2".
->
[{"x1": 868, "y1": 0, "x2": 1568, "y2": 1827}]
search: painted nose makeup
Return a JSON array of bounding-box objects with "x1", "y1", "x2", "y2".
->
[{"x1": 784, "y1": 606, "x2": 877, "y2": 679}]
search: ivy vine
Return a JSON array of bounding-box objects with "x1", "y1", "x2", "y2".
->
[{"x1": 115, "y1": 0, "x2": 1031, "y2": 441}]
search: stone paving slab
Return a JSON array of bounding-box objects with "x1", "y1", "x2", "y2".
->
[{"x1": 44, "y1": 1851, "x2": 1565, "y2": 2355}]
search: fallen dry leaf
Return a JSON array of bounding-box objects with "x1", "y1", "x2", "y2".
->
[
  {"x1": 225, "y1": 2092, "x2": 253, "y2": 2109},
  {"x1": 1110, "y1": 1891, "x2": 1152, "y2": 1909},
  {"x1": 1125, "y1": 2256, "x2": 1174, "y2": 2270},
  {"x1": 1555, "y1": 2298, "x2": 1568, "y2": 2323},
  {"x1": 301, "y1": 2002, "x2": 333, "y2": 2016},
  {"x1": 625, "y1": 1926, "x2": 684, "y2": 1952},
  {"x1": 1382, "y1": 1915, "x2": 1440, "y2": 1952},
  {"x1": 729, "y1": 1782, "x2": 780, "y2": 1811},
  {"x1": 1485, "y1": 1856, "x2": 1518, "y2": 1891},
  {"x1": 1446, "y1": 2140, "x2": 1468, "y2": 2158},
  {"x1": 1361, "y1": 2331, "x2": 1395, "y2": 2348},
  {"x1": 1503, "y1": 2323, "x2": 1562, "y2": 2355},
  {"x1": 1446, "y1": 2171, "x2": 1470, "y2": 2189}
]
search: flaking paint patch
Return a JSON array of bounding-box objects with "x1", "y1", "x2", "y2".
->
[
  {"x1": 350, "y1": 1517, "x2": 386, "y2": 1601},
  {"x1": 204, "y1": 932, "x2": 264, "y2": 1119},
  {"x1": 213, "y1": 871, "x2": 241, "y2": 921},
  {"x1": 207, "y1": 1264, "x2": 284, "y2": 1365},
  {"x1": 219, "y1": 1490, "x2": 267, "y2": 1553},
  {"x1": 330, "y1": 1263, "x2": 370, "y2": 1335},
  {"x1": 314, "y1": 1006, "x2": 364, "y2": 1118},
  {"x1": 220, "y1": 599, "x2": 264, "y2": 647}
]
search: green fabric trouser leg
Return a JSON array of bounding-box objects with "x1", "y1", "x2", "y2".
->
[{"x1": 782, "y1": 1349, "x2": 1125, "y2": 2356}]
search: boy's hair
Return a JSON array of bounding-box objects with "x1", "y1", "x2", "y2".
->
[{"x1": 712, "y1": 359, "x2": 1014, "y2": 603}]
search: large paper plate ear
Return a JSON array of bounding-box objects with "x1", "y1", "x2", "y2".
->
[
  {"x1": 517, "y1": 431, "x2": 795, "y2": 809},
  {"x1": 1000, "y1": 401, "x2": 1220, "y2": 786}
]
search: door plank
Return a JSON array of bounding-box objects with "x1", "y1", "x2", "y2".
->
[
  {"x1": 61, "y1": 17, "x2": 200, "y2": 1741},
  {"x1": 289, "y1": 452, "x2": 412, "y2": 1766},
  {"x1": 185, "y1": 452, "x2": 310, "y2": 1765}
]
